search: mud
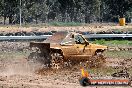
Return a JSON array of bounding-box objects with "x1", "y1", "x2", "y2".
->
[
  {"x1": 0, "y1": 58, "x2": 131, "y2": 88},
  {"x1": 0, "y1": 42, "x2": 131, "y2": 88},
  {"x1": 0, "y1": 56, "x2": 82, "y2": 88}
]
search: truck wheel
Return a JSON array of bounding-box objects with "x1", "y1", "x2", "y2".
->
[
  {"x1": 50, "y1": 53, "x2": 64, "y2": 69},
  {"x1": 79, "y1": 77, "x2": 91, "y2": 86}
]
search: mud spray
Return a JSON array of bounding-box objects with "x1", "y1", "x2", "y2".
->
[
  {"x1": 0, "y1": 42, "x2": 44, "y2": 76},
  {"x1": 0, "y1": 57, "x2": 45, "y2": 76}
]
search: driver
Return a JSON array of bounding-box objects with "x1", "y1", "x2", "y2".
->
[{"x1": 75, "y1": 35, "x2": 83, "y2": 44}]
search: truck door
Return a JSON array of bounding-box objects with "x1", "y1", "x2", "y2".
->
[
  {"x1": 62, "y1": 45, "x2": 80, "y2": 55},
  {"x1": 61, "y1": 34, "x2": 79, "y2": 55}
]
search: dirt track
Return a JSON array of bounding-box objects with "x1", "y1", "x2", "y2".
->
[
  {"x1": 0, "y1": 24, "x2": 132, "y2": 88},
  {"x1": 0, "y1": 54, "x2": 86, "y2": 88},
  {"x1": 0, "y1": 58, "x2": 131, "y2": 88},
  {"x1": 0, "y1": 42, "x2": 131, "y2": 88}
]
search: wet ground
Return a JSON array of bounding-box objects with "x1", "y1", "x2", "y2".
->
[{"x1": 0, "y1": 42, "x2": 131, "y2": 88}]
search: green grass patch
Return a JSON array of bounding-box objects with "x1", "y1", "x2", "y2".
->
[
  {"x1": 92, "y1": 40, "x2": 132, "y2": 46},
  {"x1": 92, "y1": 40, "x2": 132, "y2": 58},
  {"x1": 92, "y1": 39, "x2": 106, "y2": 45},
  {"x1": 49, "y1": 22, "x2": 82, "y2": 26}
]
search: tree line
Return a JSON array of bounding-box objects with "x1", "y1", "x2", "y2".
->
[{"x1": 0, "y1": 0, "x2": 132, "y2": 24}]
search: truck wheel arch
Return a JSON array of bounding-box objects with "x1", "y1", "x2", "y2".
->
[
  {"x1": 50, "y1": 48, "x2": 64, "y2": 56},
  {"x1": 95, "y1": 49, "x2": 105, "y2": 55}
]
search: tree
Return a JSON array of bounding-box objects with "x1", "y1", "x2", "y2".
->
[
  {"x1": 106, "y1": 0, "x2": 132, "y2": 19},
  {"x1": 83, "y1": 0, "x2": 101, "y2": 23},
  {"x1": 0, "y1": 0, "x2": 131, "y2": 24}
]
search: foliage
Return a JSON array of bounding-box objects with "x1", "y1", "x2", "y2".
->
[
  {"x1": 93, "y1": 39, "x2": 105, "y2": 45},
  {"x1": 106, "y1": 0, "x2": 132, "y2": 21},
  {"x1": 93, "y1": 40, "x2": 132, "y2": 46},
  {"x1": 0, "y1": 0, "x2": 131, "y2": 24}
]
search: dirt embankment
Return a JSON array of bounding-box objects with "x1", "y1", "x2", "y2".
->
[{"x1": 0, "y1": 24, "x2": 132, "y2": 33}]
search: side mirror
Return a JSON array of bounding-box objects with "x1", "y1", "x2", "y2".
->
[{"x1": 71, "y1": 34, "x2": 74, "y2": 38}]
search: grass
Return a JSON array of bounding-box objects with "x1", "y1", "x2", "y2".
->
[
  {"x1": 92, "y1": 39, "x2": 132, "y2": 46},
  {"x1": 49, "y1": 22, "x2": 82, "y2": 26},
  {"x1": 91, "y1": 40, "x2": 132, "y2": 59},
  {"x1": 89, "y1": 40, "x2": 132, "y2": 75},
  {"x1": 0, "y1": 22, "x2": 132, "y2": 28}
]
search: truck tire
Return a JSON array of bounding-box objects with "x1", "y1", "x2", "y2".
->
[{"x1": 50, "y1": 52, "x2": 64, "y2": 69}]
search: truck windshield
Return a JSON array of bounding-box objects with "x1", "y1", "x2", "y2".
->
[{"x1": 61, "y1": 33, "x2": 75, "y2": 45}]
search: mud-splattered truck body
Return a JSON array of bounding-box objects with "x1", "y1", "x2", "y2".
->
[{"x1": 29, "y1": 31, "x2": 107, "y2": 68}]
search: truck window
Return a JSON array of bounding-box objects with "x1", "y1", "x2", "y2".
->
[{"x1": 75, "y1": 35, "x2": 85, "y2": 44}]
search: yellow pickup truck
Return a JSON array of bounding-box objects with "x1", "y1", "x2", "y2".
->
[{"x1": 29, "y1": 31, "x2": 107, "y2": 69}]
